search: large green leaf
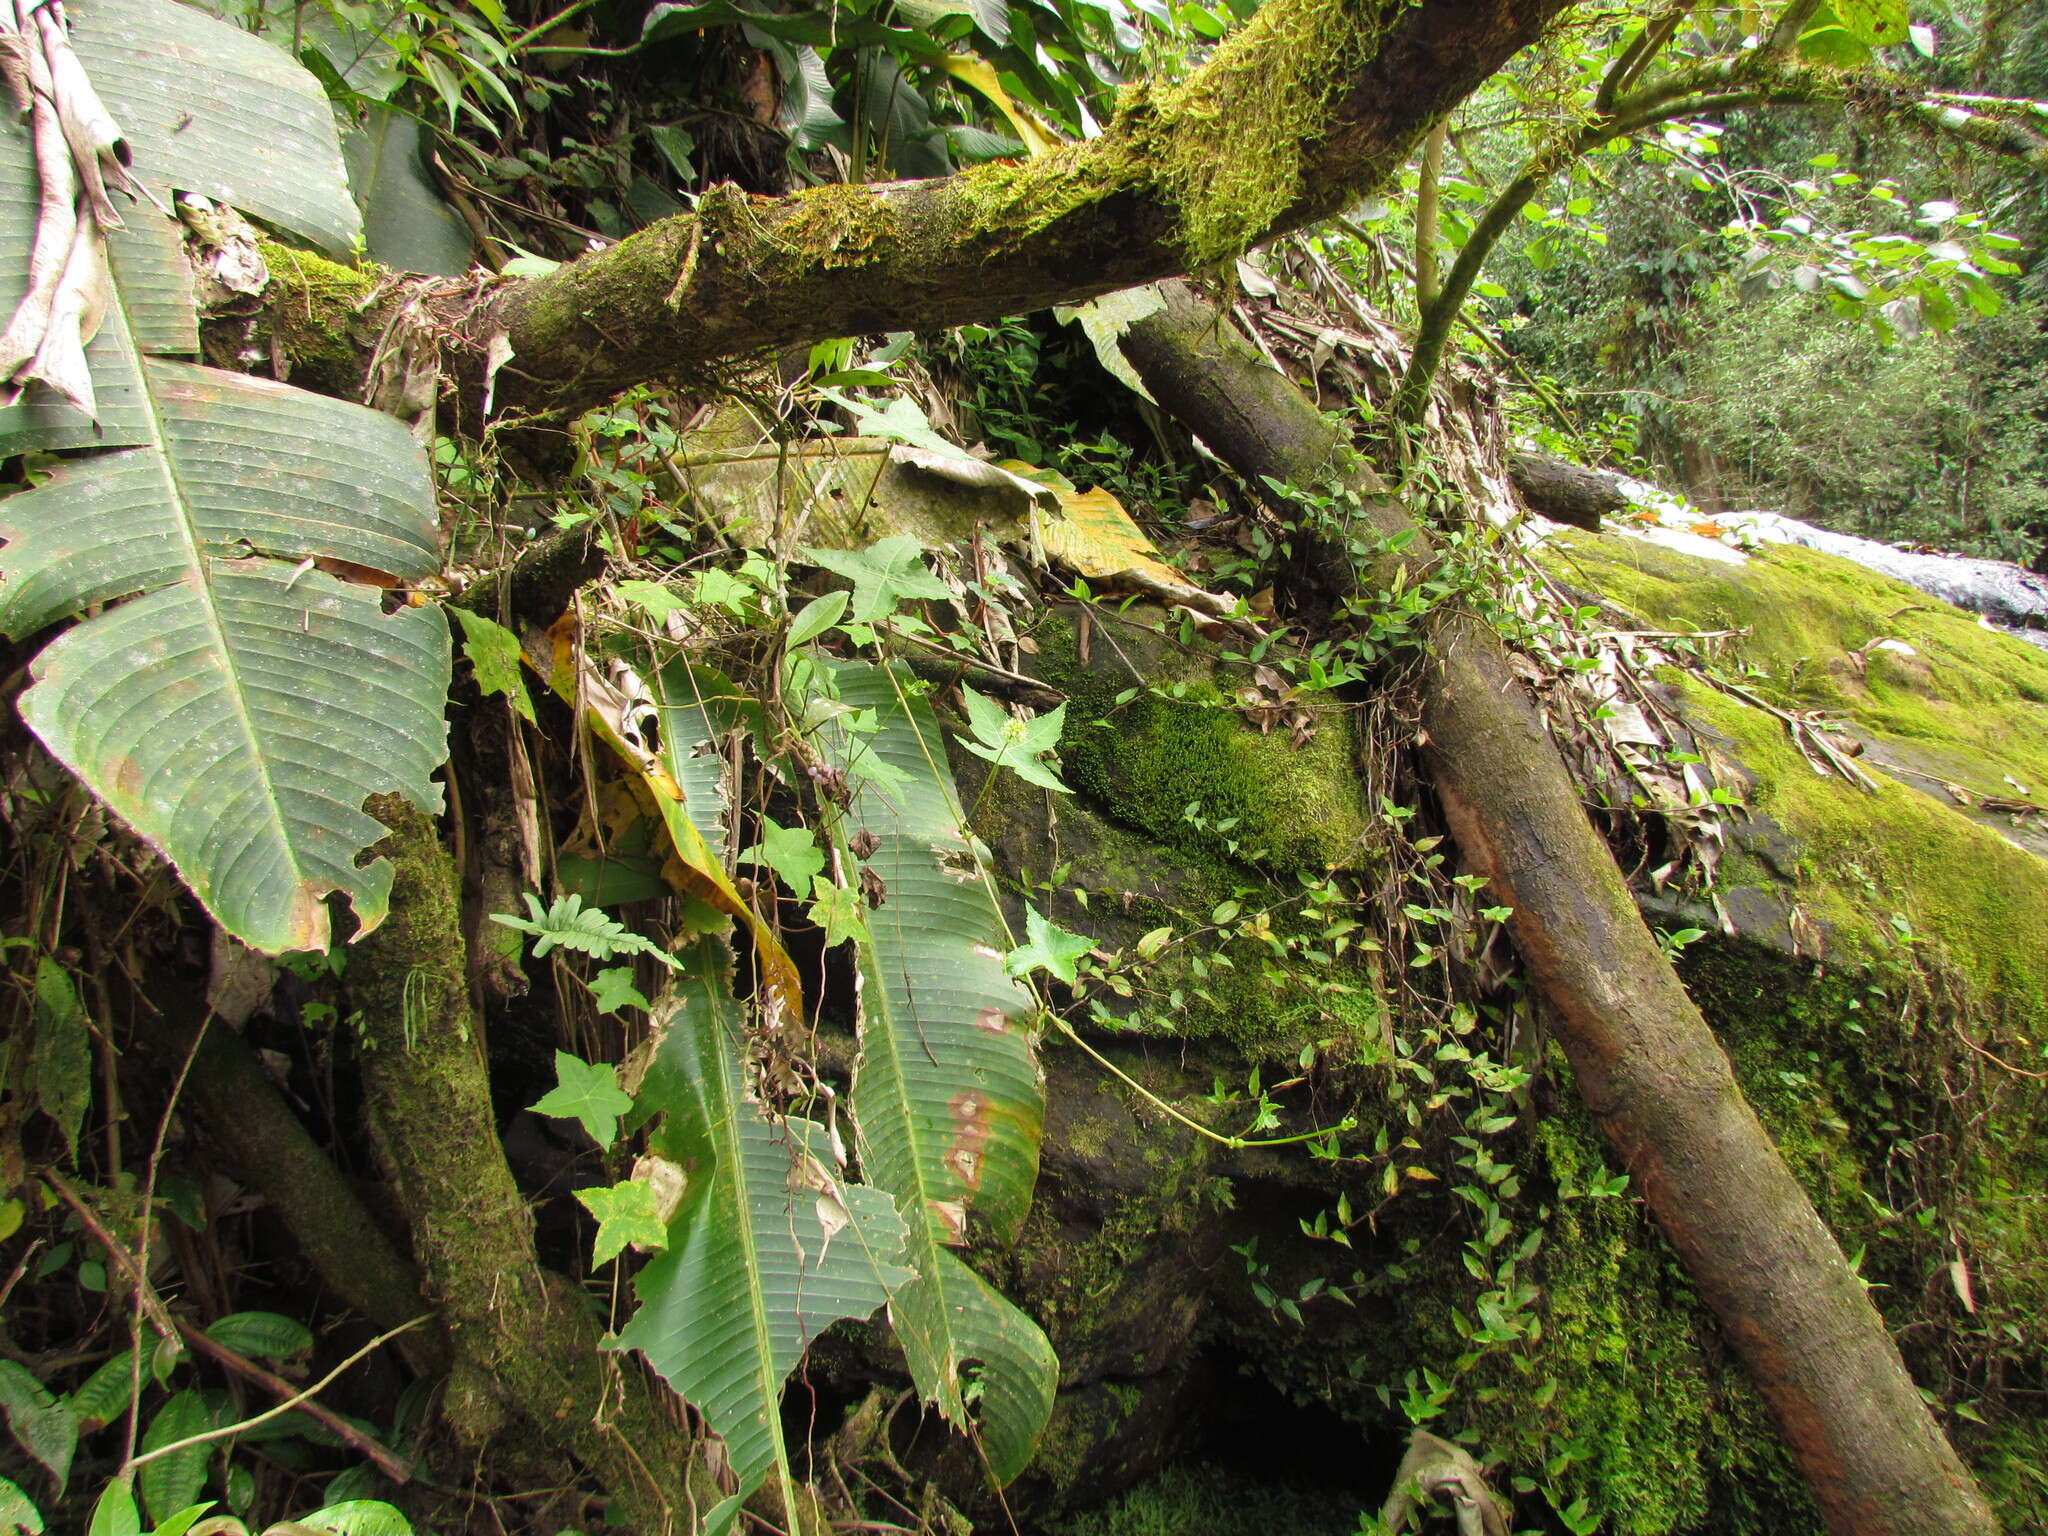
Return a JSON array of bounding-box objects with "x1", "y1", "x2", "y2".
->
[
  {"x1": 818, "y1": 660, "x2": 1055, "y2": 1484},
  {"x1": 613, "y1": 943, "x2": 913, "y2": 1535},
  {"x1": 0, "y1": 2, "x2": 448, "y2": 953},
  {"x1": 341, "y1": 107, "x2": 475, "y2": 277},
  {"x1": 71, "y1": 0, "x2": 362, "y2": 255},
  {"x1": 0, "y1": 323, "x2": 449, "y2": 951}
]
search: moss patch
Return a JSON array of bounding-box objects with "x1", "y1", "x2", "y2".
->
[
  {"x1": 1042, "y1": 1460, "x2": 1361, "y2": 1536},
  {"x1": 1032, "y1": 606, "x2": 1371, "y2": 874},
  {"x1": 1537, "y1": 528, "x2": 2048, "y2": 1027},
  {"x1": 1542, "y1": 533, "x2": 2048, "y2": 800},
  {"x1": 1686, "y1": 683, "x2": 2048, "y2": 1031},
  {"x1": 1147, "y1": 0, "x2": 1384, "y2": 263},
  {"x1": 248, "y1": 241, "x2": 381, "y2": 397}
]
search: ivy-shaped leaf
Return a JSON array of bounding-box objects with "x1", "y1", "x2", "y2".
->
[
  {"x1": 575, "y1": 1179, "x2": 671, "y2": 1268},
  {"x1": 1005, "y1": 906, "x2": 1094, "y2": 984},
  {"x1": 449, "y1": 607, "x2": 535, "y2": 723},
  {"x1": 740, "y1": 816, "x2": 826, "y2": 895},
  {"x1": 808, "y1": 877, "x2": 871, "y2": 948},
  {"x1": 588, "y1": 966, "x2": 650, "y2": 1015},
  {"x1": 957, "y1": 687, "x2": 1070, "y2": 794},
  {"x1": 800, "y1": 534, "x2": 951, "y2": 623},
  {"x1": 529, "y1": 1051, "x2": 634, "y2": 1150}
]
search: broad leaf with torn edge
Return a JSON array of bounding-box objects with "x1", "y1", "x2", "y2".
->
[
  {"x1": 0, "y1": 0, "x2": 448, "y2": 953},
  {"x1": 614, "y1": 944, "x2": 912, "y2": 1536},
  {"x1": 817, "y1": 660, "x2": 1056, "y2": 1484}
]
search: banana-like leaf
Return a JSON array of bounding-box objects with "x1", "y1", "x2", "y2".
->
[
  {"x1": 614, "y1": 943, "x2": 913, "y2": 1535},
  {"x1": 817, "y1": 660, "x2": 1055, "y2": 1484},
  {"x1": 0, "y1": 8, "x2": 448, "y2": 953},
  {"x1": 72, "y1": 0, "x2": 361, "y2": 254},
  {"x1": 341, "y1": 107, "x2": 475, "y2": 277}
]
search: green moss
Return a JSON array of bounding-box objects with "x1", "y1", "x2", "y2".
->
[
  {"x1": 1543, "y1": 534, "x2": 2048, "y2": 799},
  {"x1": 1537, "y1": 529, "x2": 2048, "y2": 1027},
  {"x1": 1303, "y1": 1092, "x2": 1816, "y2": 1536},
  {"x1": 1149, "y1": 0, "x2": 1384, "y2": 263},
  {"x1": 761, "y1": 181, "x2": 903, "y2": 268},
  {"x1": 956, "y1": 681, "x2": 1384, "y2": 1060},
  {"x1": 1033, "y1": 607, "x2": 1371, "y2": 874},
  {"x1": 1687, "y1": 944, "x2": 2048, "y2": 1536},
  {"x1": 1685, "y1": 683, "x2": 2048, "y2": 1031},
  {"x1": 257, "y1": 241, "x2": 378, "y2": 396}
]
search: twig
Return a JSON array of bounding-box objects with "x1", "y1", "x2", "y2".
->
[
  {"x1": 506, "y1": 0, "x2": 605, "y2": 52},
  {"x1": 123, "y1": 1317, "x2": 429, "y2": 1474},
  {"x1": 0, "y1": 1238, "x2": 42, "y2": 1315},
  {"x1": 125, "y1": 1007, "x2": 211, "y2": 1465},
  {"x1": 1952, "y1": 1023, "x2": 2048, "y2": 1082},
  {"x1": 882, "y1": 624, "x2": 1066, "y2": 704},
  {"x1": 41, "y1": 1170, "x2": 416, "y2": 1484}
]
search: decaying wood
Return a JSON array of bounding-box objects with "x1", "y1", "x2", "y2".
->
[
  {"x1": 1120, "y1": 279, "x2": 2000, "y2": 1536},
  {"x1": 1507, "y1": 450, "x2": 1628, "y2": 530}
]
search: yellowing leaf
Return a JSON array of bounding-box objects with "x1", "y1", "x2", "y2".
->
[
  {"x1": 937, "y1": 55, "x2": 1059, "y2": 158},
  {"x1": 1029, "y1": 481, "x2": 1232, "y2": 617},
  {"x1": 576, "y1": 1178, "x2": 671, "y2": 1267}
]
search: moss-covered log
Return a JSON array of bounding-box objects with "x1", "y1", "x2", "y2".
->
[
  {"x1": 476, "y1": 0, "x2": 1569, "y2": 420},
  {"x1": 1118, "y1": 280, "x2": 2000, "y2": 1536},
  {"x1": 348, "y1": 797, "x2": 709, "y2": 1532}
]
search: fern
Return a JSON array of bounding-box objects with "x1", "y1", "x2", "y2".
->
[{"x1": 490, "y1": 892, "x2": 683, "y2": 966}]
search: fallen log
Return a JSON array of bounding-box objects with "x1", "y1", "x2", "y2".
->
[
  {"x1": 1120, "y1": 279, "x2": 1999, "y2": 1536},
  {"x1": 1507, "y1": 450, "x2": 1627, "y2": 529}
]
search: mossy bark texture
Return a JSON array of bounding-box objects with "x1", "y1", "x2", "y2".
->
[
  {"x1": 479, "y1": 0, "x2": 1569, "y2": 421},
  {"x1": 170, "y1": 1019, "x2": 450, "y2": 1377},
  {"x1": 1119, "y1": 280, "x2": 2000, "y2": 1536},
  {"x1": 349, "y1": 797, "x2": 704, "y2": 1533}
]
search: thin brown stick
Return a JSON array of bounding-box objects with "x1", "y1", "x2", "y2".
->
[
  {"x1": 42, "y1": 1170, "x2": 415, "y2": 1484},
  {"x1": 123, "y1": 1317, "x2": 428, "y2": 1474}
]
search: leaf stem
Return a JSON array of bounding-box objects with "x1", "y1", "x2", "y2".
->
[{"x1": 1047, "y1": 1017, "x2": 1355, "y2": 1149}]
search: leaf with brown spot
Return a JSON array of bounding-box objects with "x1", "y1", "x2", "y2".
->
[{"x1": 816, "y1": 660, "x2": 1054, "y2": 1485}]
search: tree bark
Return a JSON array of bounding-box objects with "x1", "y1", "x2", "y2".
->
[
  {"x1": 1119, "y1": 280, "x2": 2000, "y2": 1536},
  {"x1": 349, "y1": 798, "x2": 712, "y2": 1533},
  {"x1": 1507, "y1": 451, "x2": 1628, "y2": 529},
  {"x1": 478, "y1": 0, "x2": 1571, "y2": 420},
  {"x1": 160, "y1": 1016, "x2": 451, "y2": 1377}
]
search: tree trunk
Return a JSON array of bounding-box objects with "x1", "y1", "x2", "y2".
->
[
  {"x1": 1507, "y1": 451, "x2": 1628, "y2": 529},
  {"x1": 1119, "y1": 280, "x2": 2001, "y2": 1536},
  {"x1": 349, "y1": 798, "x2": 712, "y2": 1533}
]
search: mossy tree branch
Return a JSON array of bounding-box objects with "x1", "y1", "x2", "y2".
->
[{"x1": 474, "y1": 0, "x2": 1572, "y2": 421}]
